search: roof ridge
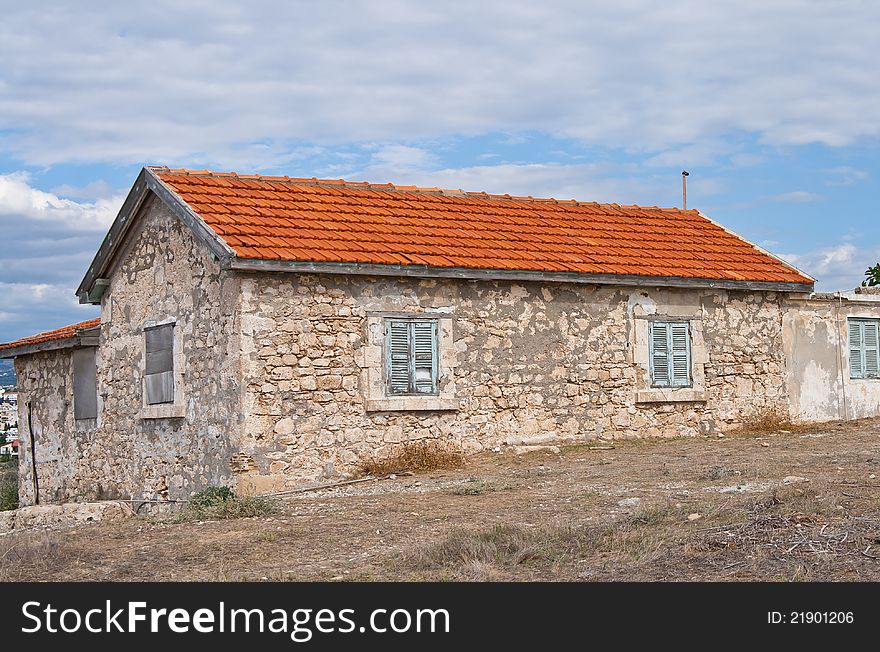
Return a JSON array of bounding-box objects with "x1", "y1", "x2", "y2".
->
[{"x1": 148, "y1": 166, "x2": 694, "y2": 212}]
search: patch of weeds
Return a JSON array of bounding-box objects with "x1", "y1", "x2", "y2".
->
[
  {"x1": 174, "y1": 485, "x2": 279, "y2": 522},
  {"x1": 736, "y1": 407, "x2": 797, "y2": 435},
  {"x1": 0, "y1": 463, "x2": 18, "y2": 511},
  {"x1": 451, "y1": 479, "x2": 511, "y2": 496},
  {"x1": 359, "y1": 440, "x2": 463, "y2": 476},
  {"x1": 702, "y1": 465, "x2": 737, "y2": 481},
  {"x1": 627, "y1": 505, "x2": 678, "y2": 527}
]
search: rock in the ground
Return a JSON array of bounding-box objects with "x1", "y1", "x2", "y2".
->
[
  {"x1": 0, "y1": 510, "x2": 14, "y2": 534},
  {"x1": 617, "y1": 497, "x2": 641, "y2": 508},
  {"x1": 513, "y1": 444, "x2": 560, "y2": 455},
  {"x1": 687, "y1": 513, "x2": 702, "y2": 521},
  {"x1": 782, "y1": 475, "x2": 809, "y2": 485}
]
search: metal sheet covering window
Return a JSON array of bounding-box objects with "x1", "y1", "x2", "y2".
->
[
  {"x1": 72, "y1": 347, "x2": 98, "y2": 420},
  {"x1": 144, "y1": 323, "x2": 175, "y2": 404}
]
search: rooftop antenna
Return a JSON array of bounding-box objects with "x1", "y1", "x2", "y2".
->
[{"x1": 681, "y1": 170, "x2": 689, "y2": 210}]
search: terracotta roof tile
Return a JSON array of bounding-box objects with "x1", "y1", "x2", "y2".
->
[
  {"x1": 150, "y1": 167, "x2": 812, "y2": 285},
  {"x1": 0, "y1": 318, "x2": 101, "y2": 352}
]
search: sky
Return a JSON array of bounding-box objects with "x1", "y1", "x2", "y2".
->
[{"x1": 0, "y1": 0, "x2": 878, "y2": 343}]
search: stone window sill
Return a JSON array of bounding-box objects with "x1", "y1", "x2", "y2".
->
[
  {"x1": 139, "y1": 404, "x2": 186, "y2": 419},
  {"x1": 636, "y1": 388, "x2": 707, "y2": 404},
  {"x1": 366, "y1": 397, "x2": 460, "y2": 412}
]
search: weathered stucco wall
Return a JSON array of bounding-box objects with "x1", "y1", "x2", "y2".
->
[
  {"x1": 15, "y1": 197, "x2": 243, "y2": 505},
  {"x1": 234, "y1": 273, "x2": 790, "y2": 492},
  {"x1": 784, "y1": 291, "x2": 880, "y2": 422}
]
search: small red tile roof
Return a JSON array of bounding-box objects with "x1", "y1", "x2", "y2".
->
[
  {"x1": 151, "y1": 167, "x2": 811, "y2": 285},
  {"x1": 0, "y1": 318, "x2": 100, "y2": 352}
]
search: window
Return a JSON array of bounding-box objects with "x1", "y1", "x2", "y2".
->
[
  {"x1": 385, "y1": 319, "x2": 438, "y2": 395},
  {"x1": 144, "y1": 323, "x2": 175, "y2": 404},
  {"x1": 72, "y1": 347, "x2": 98, "y2": 420},
  {"x1": 849, "y1": 318, "x2": 879, "y2": 379},
  {"x1": 649, "y1": 321, "x2": 691, "y2": 387}
]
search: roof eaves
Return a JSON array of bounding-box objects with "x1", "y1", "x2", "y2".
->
[
  {"x1": 229, "y1": 257, "x2": 815, "y2": 294},
  {"x1": 695, "y1": 209, "x2": 815, "y2": 285}
]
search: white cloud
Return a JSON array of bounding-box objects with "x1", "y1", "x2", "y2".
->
[
  {"x1": 0, "y1": 172, "x2": 123, "y2": 230},
  {"x1": 0, "y1": 173, "x2": 119, "y2": 341},
  {"x1": 0, "y1": 1, "x2": 878, "y2": 166},
  {"x1": 781, "y1": 243, "x2": 880, "y2": 291},
  {"x1": 768, "y1": 191, "x2": 823, "y2": 203},
  {"x1": 824, "y1": 166, "x2": 868, "y2": 186}
]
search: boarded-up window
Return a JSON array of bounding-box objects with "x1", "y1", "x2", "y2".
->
[
  {"x1": 385, "y1": 319, "x2": 438, "y2": 395},
  {"x1": 649, "y1": 321, "x2": 691, "y2": 387},
  {"x1": 72, "y1": 347, "x2": 98, "y2": 420},
  {"x1": 849, "y1": 318, "x2": 880, "y2": 379},
  {"x1": 145, "y1": 323, "x2": 175, "y2": 405}
]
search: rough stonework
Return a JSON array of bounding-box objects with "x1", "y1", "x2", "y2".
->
[
  {"x1": 16, "y1": 197, "x2": 242, "y2": 504},
  {"x1": 0, "y1": 501, "x2": 133, "y2": 535},
  {"x1": 233, "y1": 274, "x2": 792, "y2": 491}
]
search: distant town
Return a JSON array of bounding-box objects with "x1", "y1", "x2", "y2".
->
[{"x1": 0, "y1": 373, "x2": 18, "y2": 458}]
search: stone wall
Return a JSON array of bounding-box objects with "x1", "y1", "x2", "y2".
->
[
  {"x1": 14, "y1": 349, "x2": 95, "y2": 504},
  {"x1": 783, "y1": 291, "x2": 880, "y2": 422},
  {"x1": 234, "y1": 273, "x2": 791, "y2": 492},
  {"x1": 15, "y1": 197, "x2": 243, "y2": 505}
]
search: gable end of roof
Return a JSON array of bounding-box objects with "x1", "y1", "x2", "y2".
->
[{"x1": 75, "y1": 167, "x2": 235, "y2": 305}]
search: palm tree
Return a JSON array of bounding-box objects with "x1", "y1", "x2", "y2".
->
[{"x1": 865, "y1": 263, "x2": 880, "y2": 287}]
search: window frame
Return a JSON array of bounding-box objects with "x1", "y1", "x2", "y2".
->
[
  {"x1": 849, "y1": 317, "x2": 880, "y2": 380},
  {"x1": 384, "y1": 317, "x2": 440, "y2": 396},
  {"x1": 648, "y1": 320, "x2": 693, "y2": 388}
]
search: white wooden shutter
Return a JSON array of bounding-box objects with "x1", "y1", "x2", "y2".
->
[
  {"x1": 650, "y1": 322, "x2": 670, "y2": 386},
  {"x1": 145, "y1": 324, "x2": 174, "y2": 405},
  {"x1": 387, "y1": 320, "x2": 411, "y2": 394},
  {"x1": 864, "y1": 321, "x2": 879, "y2": 378},
  {"x1": 670, "y1": 323, "x2": 691, "y2": 386}
]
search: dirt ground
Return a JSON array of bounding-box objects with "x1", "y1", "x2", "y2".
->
[{"x1": 2, "y1": 418, "x2": 880, "y2": 581}]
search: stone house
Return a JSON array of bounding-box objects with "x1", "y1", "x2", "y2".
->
[{"x1": 1, "y1": 166, "x2": 878, "y2": 505}]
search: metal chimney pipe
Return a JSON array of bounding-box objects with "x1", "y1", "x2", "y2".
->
[{"x1": 681, "y1": 170, "x2": 689, "y2": 210}]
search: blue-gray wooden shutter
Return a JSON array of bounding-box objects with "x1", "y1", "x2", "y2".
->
[
  {"x1": 849, "y1": 319, "x2": 864, "y2": 379},
  {"x1": 864, "y1": 320, "x2": 879, "y2": 378},
  {"x1": 145, "y1": 324, "x2": 174, "y2": 404},
  {"x1": 386, "y1": 319, "x2": 438, "y2": 394},
  {"x1": 412, "y1": 320, "x2": 437, "y2": 393},
  {"x1": 72, "y1": 347, "x2": 98, "y2": 420},
  {"x1": 650, "y1": 322, "x2": 670, "y2": 386},
  {"x1": 387, "y1": 320, "x2": 411, "y2": 394},
  {"x1": 670, "y1": 323, "x2": 691, "y2": 386}
]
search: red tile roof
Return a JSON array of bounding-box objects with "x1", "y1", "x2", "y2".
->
[
  {"x1": 152, "y1": 167, "x2": 811, "y2": 285},
  {"x1": 0, "y1": 318, "x2": 100, "y2": 352}
]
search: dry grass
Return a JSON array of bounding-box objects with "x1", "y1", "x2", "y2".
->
[
  {"x1": 403, "y1": 503, "x2": 692, "y2": 580},
  {"x1": 736, "y1": 407, "x2": 797, "y2": 434},
  {"x1": 0, "y1": 532, "x2": 80, "y2": 581},
  {"x1": 2, "y1": 418, "x2": 878, "y2": 581},
  {"x1": 359, "y1": 440, "x2": 463, "y2": 476}
]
